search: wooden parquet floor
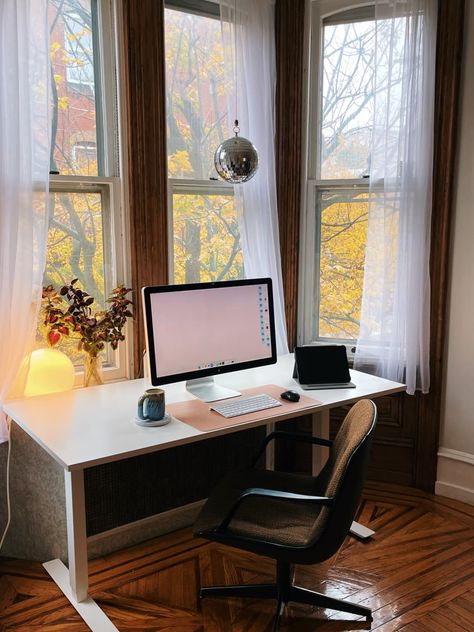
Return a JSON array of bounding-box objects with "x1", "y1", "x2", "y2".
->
[{"x1": 1, "y1": 483, "x2": 473, "y2": 631}]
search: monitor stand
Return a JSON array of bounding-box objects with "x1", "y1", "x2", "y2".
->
[{"x1": 185, "y1": 377, "x2": 240, "y2": 403}]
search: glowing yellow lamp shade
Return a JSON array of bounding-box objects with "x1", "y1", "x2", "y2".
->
[{"x1": 24, "y1": 348, "x2": 75, "y2": 397}]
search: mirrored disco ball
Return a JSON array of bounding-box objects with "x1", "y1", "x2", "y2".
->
[{"x1": 214, "y1": 135, "x2": 259, "y2": 183}]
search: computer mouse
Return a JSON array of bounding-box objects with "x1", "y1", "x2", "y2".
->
[{"x1": 280, "y1": 390, "x2": 300, "y2": 402}]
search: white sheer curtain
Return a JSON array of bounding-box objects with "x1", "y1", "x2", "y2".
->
[
  {"x1": 354, "y1": 0, "x2": 437, "y2": 395},
  {"x1": 0, "y1": 0, "x2": 51, "y2": 442},
  {"x1": 219, "y1": 0, "x2": 288, "y2": 354}
]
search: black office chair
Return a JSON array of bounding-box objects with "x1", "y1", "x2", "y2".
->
[{"x1": 194, "y1": 399, "x2": 377, "y2": 631}]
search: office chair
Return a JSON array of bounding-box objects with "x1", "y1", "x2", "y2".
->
[{"x1": 194, "y1": 399, "x2": 377, "y2": 631}]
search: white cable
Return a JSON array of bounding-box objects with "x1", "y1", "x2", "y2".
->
[{"x1": 0, "y1": 416, "x2": 12, "y2": 552}]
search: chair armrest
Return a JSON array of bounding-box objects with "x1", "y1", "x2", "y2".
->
[
  {"x1": 251, "y1": 430, "x2": 333, "y2": 466},
  {"x1": 215, "y1": 487, "x2": 334, "y2": 533}
]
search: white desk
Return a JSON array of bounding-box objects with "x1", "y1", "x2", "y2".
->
[{"x1": 5, "y1": 354, "x2": 405, "y2": 631}]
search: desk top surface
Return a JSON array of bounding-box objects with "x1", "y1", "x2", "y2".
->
[{"x1": 4, "y1": 354, "x2": 405, "y2": 471}]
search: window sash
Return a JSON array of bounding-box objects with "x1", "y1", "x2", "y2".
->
[
  {"x1": 300, "y1": 180, "x2": 368, "y2": 345},
  {"x1": 167, "y1": 178, "x2": 238, "y2": 284},
  {"x1": 44, "y1": 0, "x2": 131, "y2": 384},
  {"x1": 299, "y1": 0, "x2": 376, "y2": 348},
  {"x1": 47, "y1": 175, "x2": 130, "y2": 383},
  {"x1": 165, "y1": 1, "x2": 241, "y2": 285}
]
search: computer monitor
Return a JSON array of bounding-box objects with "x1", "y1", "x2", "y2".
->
[{"x1": 142, "y1": 278, "x2": 277, "y2": 402}]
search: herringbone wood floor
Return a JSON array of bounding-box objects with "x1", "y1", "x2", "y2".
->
[{"x1": 1, "y1": 483, "x2": 473, "y2": 631}]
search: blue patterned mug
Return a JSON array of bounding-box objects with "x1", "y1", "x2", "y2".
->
[{"x1": 137, "y1": 388, "x2": 165, "y2": 422}]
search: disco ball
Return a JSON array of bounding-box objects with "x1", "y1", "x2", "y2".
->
[{"x1": 214, "y1": 134, "x2": 259, "y2": 183}]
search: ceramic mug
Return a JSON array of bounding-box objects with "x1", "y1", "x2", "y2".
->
[{"x1": 137, "y1": 388, "x2": 165, "y2": 422}]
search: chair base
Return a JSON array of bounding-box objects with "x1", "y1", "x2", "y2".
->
[{"x1": 200, "y1": 561, "x2": 372, "y2": 631}]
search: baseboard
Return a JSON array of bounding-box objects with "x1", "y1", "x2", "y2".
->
[
  {"x1": 86, "y1": 500, "x2": 206, "y2": 560},
  {"x1": 436, "y1": 448, "x2": 474, "y2": 506}
]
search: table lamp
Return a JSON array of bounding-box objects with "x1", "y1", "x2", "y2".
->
[{"x1": 24, "y1": 348, "x2": 75, "y2": 397}]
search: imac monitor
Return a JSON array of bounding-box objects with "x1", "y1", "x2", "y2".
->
[{"x1": 142, "y1": 278, "x2": 277, "y2": 402}]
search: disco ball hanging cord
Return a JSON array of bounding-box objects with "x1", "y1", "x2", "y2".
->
[{"x1": 213, "y1": 0, "x2": 259, "y2": 183}]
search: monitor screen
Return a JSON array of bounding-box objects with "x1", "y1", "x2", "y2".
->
[{"x1": 142, "y1": 278, "x2": 277, "y2": 392}]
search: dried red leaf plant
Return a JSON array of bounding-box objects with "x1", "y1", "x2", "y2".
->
[{"x1": 42, "y1": 279, "x2": 133, "y2": 360}]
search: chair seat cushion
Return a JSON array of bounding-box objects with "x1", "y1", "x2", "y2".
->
[{"x1": 194, "y1": 468, "x2": 326, "y2": 547}]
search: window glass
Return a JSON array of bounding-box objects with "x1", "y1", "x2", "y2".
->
[
  {"x1": 316, "y1": 190, "x2": 368, "y2": 340},
  {"x1": 44, "y1": 190, "x2": 106, "y2": 307},
  {"x1": 48, "y1": 0, "x2": 98, "y2": 177},
  {"x1": 320, "y1": 18, "x2": 375, "y2": 179},
  {"x1": 165, "y1": 7, "x2": 229, "y2": 180},
  {"x1": 42, "y1": 190, "x2": 108, "y2": 362},
  {"x1": 172, "y1": 193, "x2": 243, "y2": 283},
  {"x1": 64, "y1": 12, "x2": 95, "y2": 86}
]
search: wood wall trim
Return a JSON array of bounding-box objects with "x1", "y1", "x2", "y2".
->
[
  {"x1": 416, "y1": 0, "x2": 465, "y2": 490},
  {"x1": 122, "y1": 0, "x2": 169, "y2": 376},
  {"x1": 275, "y1": 0, "x2": 306, "y2": 351}
]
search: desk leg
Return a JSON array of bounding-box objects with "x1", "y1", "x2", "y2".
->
[
  {"x1": 266, "y1": 423, "x2": 276, "y2": 470},
  {"x1": 311, "y1": 411, "x2": 374, "y2": 540},
  {"x1": 312, "y1": 411, "x2": 330, "y2": 476},
  {"x1": 42, "y1": 469, "x2": 119, "y2": 631},
  {"x1": 64, "y1": 469, "x2": 89, "y2": 601},
  {"x1": 349, "y1": 521, "x2": 375, "y2": 539}
]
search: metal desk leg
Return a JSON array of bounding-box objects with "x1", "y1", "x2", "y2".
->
[
  {"x1": 312, "y1": 410, "x2": 330, "y2": 476},
  {"x1": 311, "y1": 411, "x2": 374, "y2": 540},
  {"x1": 64, "y1": 469, "x2": 89, "y2": 601},
  {"x1": 266, "y1": 422, "x2": 276, "y2": 470},
  {"x1": 349, "y1": 521, "x2": 375, "y2": 539},
  {"x1": 42, "y1": 469, "x2": 119, "y2": 631}
]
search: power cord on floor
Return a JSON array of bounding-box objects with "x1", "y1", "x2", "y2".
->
[{"x1": 0, "y1": 416, "x2": 12, "y2": 552}]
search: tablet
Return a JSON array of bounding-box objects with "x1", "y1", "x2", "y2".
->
[{"x1": 294, "y1": 345, "x2": 356, "y2": 389}]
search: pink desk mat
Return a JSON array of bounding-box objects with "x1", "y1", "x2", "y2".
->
[{"x1": 167, "y1": 384, "x2": 321, "y2": 432}]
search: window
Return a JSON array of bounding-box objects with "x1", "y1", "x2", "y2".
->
[
  {"x1": 300, "y1": 2, "x2": 376, "y2": 345},
  {"x1": 44, "y1": 0, "x2": 129, "y2": 380},
  {"x1": 165, "y1": 1, "x2": 243, "y2": 284}
]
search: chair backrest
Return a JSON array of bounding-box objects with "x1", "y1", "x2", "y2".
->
[{"x1": 306, "y1": 399, "x2": 377, "y2": 563}]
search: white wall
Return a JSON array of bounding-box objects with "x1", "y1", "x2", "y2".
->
[{"x1": 437, "y1": 0, "x2": 474, "y2": 505}]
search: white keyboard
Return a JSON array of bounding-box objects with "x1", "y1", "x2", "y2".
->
[{"x1": 211, "y1": 394, "x2": 282, "y2": 418}]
